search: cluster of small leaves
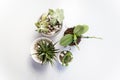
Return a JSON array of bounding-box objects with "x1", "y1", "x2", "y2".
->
[
  {"x1": 60, "y1": 51, "x2": 73, "y2": 66},
  {"x1": 60, "y1": 25, "x2": 89, "y2": 47},
  {"x1": 34, "y1": 39, "x2": 58, "y2": 64},
  {"x1": 35, "y1": 9, "x2": 64, "y2": 33}
]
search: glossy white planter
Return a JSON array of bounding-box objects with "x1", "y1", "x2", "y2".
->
[
  {"x1": 37, "y1": 17, "x2": 63, "y2": 37},
  {"x1": 58, "y1": 50, "x2": 73, "y2": 66},
  {"x1": 30, "y1": 37, "x2": 52, "y2": 64}
]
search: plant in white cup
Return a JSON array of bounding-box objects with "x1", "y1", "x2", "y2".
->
[
  {"x1": 31, "y1": 37, "x2": 58, "y2": 64},
  {"x1": 58, "y1": 50, "x2": 73, "y2": 66},
  {"x1": 35, "y1": 9, "x2": 64, "y2": 37}
]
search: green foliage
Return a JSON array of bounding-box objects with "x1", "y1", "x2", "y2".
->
[
  {"x1": 60, "y1": 34, "x2": 73, "y2": 46},
  {"x1": 73, "y1": 34, "x2": 80, "y2": 49},
  {"x1": 41, "y1": 13, "x2": 48, "y2": 21},
  {"x1": 35, "y1": 21, "x2": 49, "y2": 32},
  {"x1": 60, "y1": 25, "x2": 89, "y2": 47},
  {"x1": 49, "y1": 18, "x2": 57, "y2": 26},
  {"x1": 73, "y1": 25, "x2": 89, "y2": 36},
  {"x1": 34, "y1": 39, "x2": 58, "y2": 64},
  {"x1": 48, "y1": 9, "x2": 54, "y2": 15},
  {"x1": 60, "y1": 51, "x2": 73, "y2": 66},
  {"x1": 35, "y1": 9, "x2": 64, "y2": 33},
  {"x1": 54, "y1": 9, "x2": 64, "y2": 23}
]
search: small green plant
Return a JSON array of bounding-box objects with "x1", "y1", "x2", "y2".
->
[
  {"x1": 35, "y1": 9, "x2": 64, "y2": 34},
  {"x1": 60, "y1": 25, "x2": 101, "y2": 49},
  {"x1": 59, "y1": 51, "x2": 73, "y2": 66},
  {"x1": 34, "y1": 39, "x2": 58, "y2": 64}
]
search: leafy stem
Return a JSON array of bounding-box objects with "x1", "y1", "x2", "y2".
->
[
  {"x1": 60, "y1": 24, "x2": 89, "y2": 48},
  {"x1": 73, "y1": 34, "x2": 80, "y2": 50}
]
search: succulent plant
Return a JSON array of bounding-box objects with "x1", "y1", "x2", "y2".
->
[
  {"x1": 35, "y1": 9, "x2": 64, "y2": 35},
  {"x1": 33, "y1": 39, "x2": 58, "y2": 64},
  {"x1": 59, "y1": 51, "x2": 73, "y2": 66}
]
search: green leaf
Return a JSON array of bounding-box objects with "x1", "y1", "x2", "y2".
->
[
  {"x1": 52, "y1": 9, "x2": 64, "y2": 24},
  {"x1": 73, "y1": 34, "x2": 80, "y2": 49},
  {"x1": 60, "y1": 34, "x2": 73, "y2": 46},
  {"x1": 35, "y1": 39, "x2": 58, "y2": 65},
  {"x1": 35, "y1": 21, "x2": 49, "y2": 32},
  {"x1": 35, "y1": 22, "x2": 40, "y2": 28},
  {"x1": 46, "y1": 54, "x2": 53, "y2": 63},
  {"x1": 73, "y1": 25, "x2": 89, "y2": 36},
  {"x1": 41, "y1": 13, "x2": 48, "y2": 21},
  {"x1": 48, "y1": 9, "x2": 54, "y2": 15},
  {"x1": 50, "y1": 18, "x2": 57, "y2": 26},
  {"x1": 73, "y1": 34, "x2": 77, "y2": 41},
  {"x1": 61, "y1": 51, "x2": 73, "y2": 66}
]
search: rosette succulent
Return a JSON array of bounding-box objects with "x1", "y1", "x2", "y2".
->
[{"x1": 35, "y1": 9, "x2": 64, "y2": 36}]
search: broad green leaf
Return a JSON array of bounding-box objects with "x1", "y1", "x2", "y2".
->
[
  {"x1": 60, "y1": 34, "x2": 73, "y2": 46},
  {"x1": 61, "y1": 51, "x2": 73, "y2": 66},
  {"x1": 73, "y1": 25, "x2": 89, "y2": 36}
]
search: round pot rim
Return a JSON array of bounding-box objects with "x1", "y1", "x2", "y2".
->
[
  {"x1": 30, "y1": 37, "x2": 53, "y2": 64},
  {"x1": 41, "y1": 23, "x2": 63, "y2": 37},
  {"x1": 57, "y1": 50, "x2": 73, "y2": 66},
  {"x1": 37, "y1": 16, "x2": 63, "y2": 37}
]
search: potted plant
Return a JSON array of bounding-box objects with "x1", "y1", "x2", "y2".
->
[
  {"x1": 35, "y1": 9, "x2": 64, "y2": 37},
  {"x1": 58, "y1": 50, "x2": 73, "y2": 66},
  {"x1": 60, "y1": 25, "x2": 101, "y2": 49},
  {"x1": 30, "y1": 37, "x2": 58, "y2": 64}
]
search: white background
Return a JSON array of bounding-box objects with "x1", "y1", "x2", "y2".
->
[{"x1": 0, "y1": 0, "x2": 120, "y2": 80}]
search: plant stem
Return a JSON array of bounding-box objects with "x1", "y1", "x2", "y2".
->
[
  {"x1": 73, "y1": 34, "x2": 80, "y2": 50},
  {"x1": 74, "y1": 41, "x2": 80, "y2": 50},
  {"x1": 81, "y1": 36, "x2": 102, "y2": 39}
]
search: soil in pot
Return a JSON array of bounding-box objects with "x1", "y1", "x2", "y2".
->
[
  {"x1": 31, "y1": 37, "x2": 57, "y2": 64},
  {"x1": 64, "y1": 28, "x2": 81, "y2": 46},
  {"x1": 59, "y1": 51, "x2": 73, "y2": 66},
  {"x1": 42, "y1": 21, "x2": 62, "y2": 35}
]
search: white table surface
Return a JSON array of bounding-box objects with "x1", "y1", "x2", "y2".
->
[{"x1": 0, "y1": 0, "x2": 120, "y2": 80}]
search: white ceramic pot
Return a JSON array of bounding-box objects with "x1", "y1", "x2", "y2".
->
[
  {"x1": 30, "y1": 37, "x2": 52, "y2": 64},
  {"x1": 41, "y1": 24, "x2": 62, "y2": 37},
  {"x1": 37, "y1": 17, "x2": 63, "y2": 37},
  {"x1": 58, "y1": 50, "x2": 73, "y2": 66}
]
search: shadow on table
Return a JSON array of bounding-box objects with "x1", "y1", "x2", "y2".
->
[
  {"x1": 54, "y1": 61, "x2": 67, "y2": 72},
  {"x1": 29, "y1": 57, "x2": 48, "y2": 73}
]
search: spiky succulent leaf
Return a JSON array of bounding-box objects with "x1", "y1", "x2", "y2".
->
[{"x1": 34, "y1": 39, "x2": 58, "y2": 64}]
